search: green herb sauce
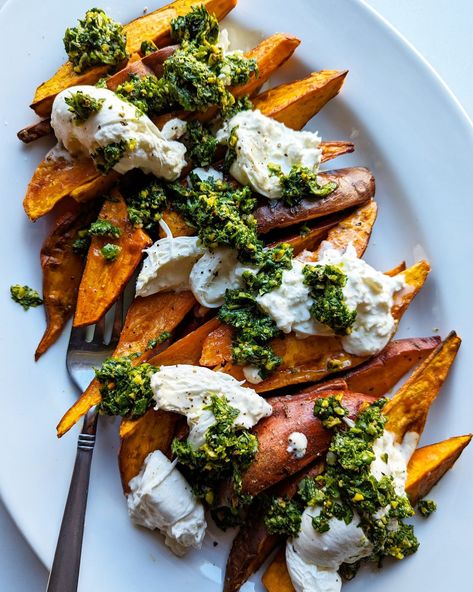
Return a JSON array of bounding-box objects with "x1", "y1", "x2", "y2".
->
[
  {"x1": 63, "y1": 8, "x2": 128, "y2": 74},
  {"x1": 65, "y1": 90, "x2": 104, "y2": 122},
  {"x1": 100, "y1": 243, "x2": 121, "y2": 261},
  {"x1": 182, "y1": 121, "x2": 218, "y2": 167},
  {"x1": 268, "y1": 164, "x2": 337, "y2": 207},
  {"x1": 10, "y1": 285, "x2": 43, "y2": 311},
  {"x1": 417, "y1": 499, "x2": 437, "y2": 518},
  {"x1": 88, "y1": 219, "x2": 121, "y2": 238},
  {"x1": 92, "y1": 139, "x2": 133, "y2": 174}
]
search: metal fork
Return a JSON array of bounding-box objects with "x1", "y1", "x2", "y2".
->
[{"x1": 46, "y1": 296, "x2": 124, "y2": 592}]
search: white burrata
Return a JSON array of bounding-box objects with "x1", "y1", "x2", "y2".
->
[
  {"x1": 127, "y1": 450, "x2": 206, "y2": 556},
  {"x1": 257, "y1": 243, "x2": 405, "y2": 357},
  {"x1": 150, "y1": 365, "x2": 272, "y2": 448},
  {"x1": 216, "y1": 109, "x2": 322, "y2": 198},
  {"x1": 286, "y1": 507, "x2": 372, "y2": 592},
  {"x1": 51, "y1": 85, "x2": 186, "y2": 180},
  {"x1": 243, "y1": 365, "x2": 264, "y2": 385},
  {"x1": 189, "y1": 247, "x2": 253, "y2": 308},
  {"x1": 136, "y1": 236, "x2": 203, "y2": 297},
  {"x1": 286, "y1": 429, "x2": 417, "y2": 592},
  {"x1": 287, "y1": 432, "x2": 308, "y2": 459}
]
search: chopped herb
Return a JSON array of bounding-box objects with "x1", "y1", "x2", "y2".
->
[
  {"x1": 95, "y1": 357, "x2": 157, "y2": 418},
  {"x1": 88, "y1": 219, "x2": 121, "y2": 238},
  {"x1": 169, "y1": 173, "x2": 259, "y2": 262},
  {"x1": 125, "y1": 178, "x2": 168, "y2": 229},
  {"x1": 92, "y1": 139, "x2": 132, "y2": 174},
  {"x1": 65, "y1": 90, "x2": 104, "y2": 122},
  {"x1": 303, "y1": 264, "x2": 357, "y2": 335},
  {"x1": 170, "y1": 4, "x2": 219, "y2": 44},
  {"x1": 310, "y1": 398, "x2": 419, "y2": 564},
  {"x1": 146, "y1": 331, "x2": 172, "y2": 351},
  {"x1": 299, "y1": 224, "x2": 310, "y2": 237},
  {"x1": 218, "y1": 289, "x2": 282, "y2": 376},
  {"x1": 242, "y1": 242, "x2": 293, "y2": 296},
  {"x1": 182, "y1": 120, "x2": 218, "y2": 167},
  {"x1": 222, "y1": 95, "x2": 253, "y2": 120},
  {"x1": 140, "y1": 39, "x2": 158, "y2": 55},
  {"x1": 72, "y1": 229, "x2": 91, "y2": 255},
  {"x1": 264, "y1": 497, "x2": 303, "y2": 536},
  {"x1": 224, "y1": 125, "x2": 239, "y2": 171},
  {"x1": 313, "y1": 393, "x2": 349, "y2": 429},
  {"x1": 115, "y1": 74, "x2": 168, "y2": 115},
  {"x1": 10, "y1": 284, "x2": 43, "y2": 311},
  {"x1": 95, "y1": 76, "x2": 109, "y2": 88},
  {"x1": 172, "y1": 394, "x2": 258, "y2": 506},
  {"x1": 268, "y1": 164, "x2": 337, "y2": 207},
  {"x1": 63, "y1": 8, "x2": 128, "y2": 74},
  {"x1": 100, "y1": 243, "x2": 121, "y2": 261},
  {"x1": 417, "y1": 499, "x2": 437, "y2": 517}
]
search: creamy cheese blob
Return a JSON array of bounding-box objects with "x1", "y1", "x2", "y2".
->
[
  {"x1": 51, "y1": 85, "x2": 186, "y2": 180},
  {"x1": 286, "y1": 507, "x2": 372, "y2": 592},
  {"x1": 189, "y1": 247, "x2": 254, "y2": 308},
  {"x1": 287, "y1": 432, "x2": 308, "y2": 459},
  {"x1": 216, "y1": 109, "x2": 322, "y2": 198},
  {"x1": 243, "y1": 365, "x2": 264, "y2": 384},
  {"x1": 190, "y1": 166, "x2": 224, "y2": 183},
  {"x1": 127, "y1": 450, "x2": 206, "y2": 556},
  {"x1": 160, "y1": 117, "x2": 188, "y2": 141},
  {"x1": 150, "y1": 365, "x2": 272, "y2": 448},
  {"x1": 286, "y1": 429, "x2": 417, "y2": 591},
  {"x1": 257, "y1": 243, "x2": 405, "y2": 357},
  {"x1": 136, "y1": 236, "x2": 203, "y2": 297}
]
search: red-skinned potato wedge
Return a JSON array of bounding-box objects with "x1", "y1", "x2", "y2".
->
[
  {"x1": 73, "y1": 190, "x2": 151, "y2": 327},
  {"x1": 255, "y1": 167, "x2": 375, "y2": 234},
  {"x1": 56, "y1": 291, "x2": 196, "y2": 437},
  {"x1": 30, "y1": 0, "x2": 237, "y2": 118},
  {"x1": 242, "y1": 389, "x2": 377, "y2": 497},
  {"x1": 35, "y1": 201, "x2": 100, "y2": 360},
  {"x1": 119, "y1": 410, "x2": 179, "y2": 494},
  {"x1": 383, "y1": 331, "x2": 461, "y2": 441},
  {"x1": 262, "y1": 433, "x2": 472, "y2": 592},
  {"x1": 23, "y1": 33, "x2": 301, "y2": 221},
  {"x1": 222, "y1": 336, "x2": 440, "y2": 592}
]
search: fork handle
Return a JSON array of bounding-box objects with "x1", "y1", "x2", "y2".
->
[{"x1": 46, "y1": 410, "x2": 98, "y2": 592}]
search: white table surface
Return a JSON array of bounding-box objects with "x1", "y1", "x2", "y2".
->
[{"x1": 0, "y1": 0, "x2": 471, "y2": 589}]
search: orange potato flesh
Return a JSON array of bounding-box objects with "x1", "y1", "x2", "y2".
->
[
  {"x1": 73, "y1": 190, "x2": 152, "y2": 327},
  {"x1": 262, "y1": 433, "x2": 472, "y2": 592},
  {"x1": 31, "y1": 0, "x2": 237, "y2": 117},
  {"x1": 56, "y1": 291, "x2": 195, "y2": 437},
  {"x1": 383, "y1": 331, "x2": 461, "y2": 441},
  {"x1": 119, "y1": 409, "x2": 179, "y2": 494},
  {"x1": 35, "y1": 202, "x2": 100, "y2": 359}
]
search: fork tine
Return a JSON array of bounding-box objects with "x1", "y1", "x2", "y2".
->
[
  {"x1": 93, "y1": 315, "x2": 106, "y2": 344},
  {"x1": 67, "y1": 325, "x2": 88, "y2": 350},
  {"x1": 110, "y1": 294, "x2": 124, "y2": 347}
]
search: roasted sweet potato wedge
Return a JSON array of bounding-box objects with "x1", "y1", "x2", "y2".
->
[
  {"x1": 73, "y1": 190, "x2": 151, "y2": 327},
  {"x1": 262, "y1": 433, "x2": 472, "y2": 592},
  {"x1": 30, "y1": 0, "x2": 237, "y2": 117},
  {"x1": 57, "y1": 290, "x2": 195, "y2": 437},
  {"x1": 35, "y1": 201, "x2": 100, "y2": 360},
  {"x1": 406, "y1": 434, "x2": 472, "y2": 505},
  {"x1": 119, "y1": 409, "x2": 179, "y2": 494},
  {"x1": 255, "y1": 167, "x2": 375, "y2": 234},
  {"x1": 241, "y1": 390, "x2": 377, "y2": 497},
  {"x1": 384, "y1": 332, "x2": 461, "y2": 441},
  {"x1": 253, "y1": 70, "x2": 347, "y2": 130}
]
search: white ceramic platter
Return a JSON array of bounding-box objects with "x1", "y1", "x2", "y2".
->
[{"x1": 0, "y1": 0, "x2": 472, "y2": 590}]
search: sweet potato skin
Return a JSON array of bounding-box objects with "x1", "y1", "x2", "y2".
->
[
  {"x1": 56, "y1": 291, "x2": 195, "y2": 437},
  {"x1": 73, "y1": 190, "x2": 151, "y2": 327},
  {"x1": 31, "y1": 0, "x2": 237, "y2": 117},
  {"x1": 241, "y1": 390, "x2": 376, "y2": 497},
  {"x1": 35, "y1": 202, "x2": 99, "y2": 360},
  {"x1": 255, "y1": 168, "x2": 375, "y2": 234}
]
